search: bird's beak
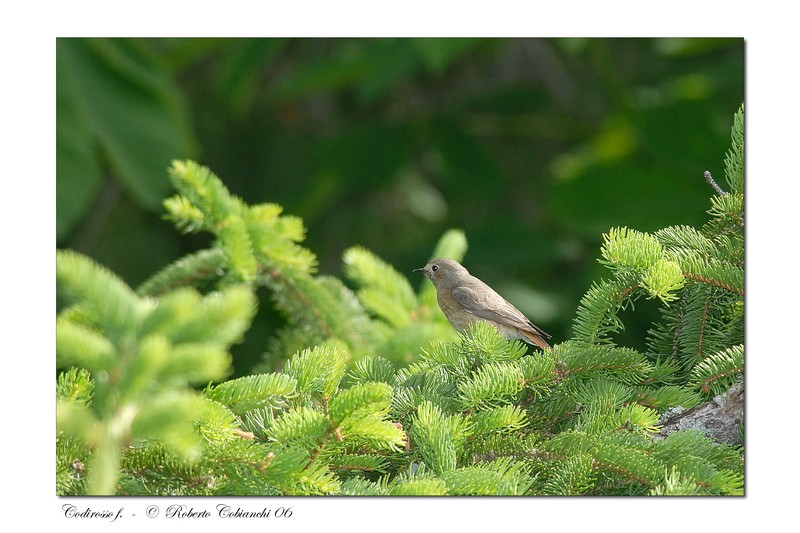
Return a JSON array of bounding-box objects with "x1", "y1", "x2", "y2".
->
[{"x1": 413, "y1": 267, "x2": 426, "y2": 274}]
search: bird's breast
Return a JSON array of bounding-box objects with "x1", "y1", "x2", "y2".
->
[{"x1": 437, "y1": 290, "x2": 479, "y2": 331}]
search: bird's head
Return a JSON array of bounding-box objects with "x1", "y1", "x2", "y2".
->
[{"x1": 413, "y1": 258, "x2": 469, "y2": 289}]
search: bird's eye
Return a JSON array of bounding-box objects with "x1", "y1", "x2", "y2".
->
[{"x1": 431, "y1": 265, "x2": 439, "y2": 272}]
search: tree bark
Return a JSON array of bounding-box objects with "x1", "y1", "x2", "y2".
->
[{"x1": 655, "y1": 381, "x2": 743, "y2": 445}]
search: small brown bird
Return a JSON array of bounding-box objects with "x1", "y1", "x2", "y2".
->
[{"x1": 414, "y1": 258, "x2": 551, "y2": 350}]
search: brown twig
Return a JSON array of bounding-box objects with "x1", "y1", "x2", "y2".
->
[{"x1": 704, "y1": 171, "x2": 727, "y2": 197}]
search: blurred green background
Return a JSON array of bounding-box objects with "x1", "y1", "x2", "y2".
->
[{"x1": 56, "y1": 37, "x2": 744, "y2": 373}]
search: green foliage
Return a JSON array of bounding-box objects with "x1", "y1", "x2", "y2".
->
[
  {"x1": 56, "y1": 38, "x2": 196, "y2": 240},
  {"x1": 57, "y1": 38, "x2": 745, "y2": 356},
  {"x1": 205, "y1": 373, "x2": 296, "y2": 415},
  {"x1": 56, "y1": 250, "x2": 256, "y2": 494},
  {"x1": 156, "y1": 160, "x2": 468, "y2": 367},
  {"x1": 56, "y1": 105, "x2": 744, "y2": 496},
  {"x1": 572, "y1": 107, "x2": 744, "y2": 399}
]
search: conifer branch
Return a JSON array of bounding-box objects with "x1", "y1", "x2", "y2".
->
[
  {"x1": 689, "y1": 345, "x2": 744, "y2": 395},
  {"x1": 572, "y1": 277, "x2": 640, "y2": 344},
  {"x1": 137, "y1": 249, "x2": 227, "y2": 297},
  {"x1": 58, "y1": 104, "x2": 745, "y2": 495},
  {"x1": 694, "y1": 288, "x2": 711, "y2": 362},
  {"x1": 704, "y1": 170, "x2": 727, "y2": 197},
  {"x1": 682, "y1": 272, "x2": 744, "y2": 296},
  {"x1": 263, "y1": 266, "x2": 336, "y2": 339},
  {"x1": 590, "y1": 458, "x2": 656, "y2": 488}
]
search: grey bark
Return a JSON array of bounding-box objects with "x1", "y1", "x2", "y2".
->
[{"x1": 655, "y1": 381, "x2": 744, "y2": 445}]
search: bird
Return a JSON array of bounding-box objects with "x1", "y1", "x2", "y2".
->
[{"x1": 414, "y1": 258, "x2": 551, "y2": 350}]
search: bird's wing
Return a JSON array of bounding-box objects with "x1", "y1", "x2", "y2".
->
[{"x1": 450, "y1": 284, "x2": 551, "y2": 339}]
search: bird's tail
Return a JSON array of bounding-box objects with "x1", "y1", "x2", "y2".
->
[{"x1": 521, "y1": 329, "x2": 551, "y2": 350}]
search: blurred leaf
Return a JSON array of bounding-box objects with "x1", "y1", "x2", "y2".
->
[
  {"x1": 269, "y1": 40, "x2": 374, "y2": 102},
  {"x1": 270, "y1": 39, "x2": 481, "y2": 105},
  {"x1": 653, "y1": 38, "x2": 742, "y2": 57},
  {"x1": 317, "y1": 121, "x2": 414, "y2": 188},
  {"x1": 216, "y1": 38, "x2": 287, "y2": 116},
  {"x1": 56, "y1": 37, "x2": 744, "y2": 377},
  {"x1": 410, "y1": 38, "x2": 483, "y2": 75},
  {"x1": 551, "y1": 163, "x2": 708, "y2": 235},
  {"x1": 550, "y1": 99, "x2": 730, "y2": 235},
  {"x1": 57, "y1": 38, "x2": 197, "y2": 229},
  {"x1": 56, "y1": 52, "x2": 103, "y2": 240}
]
